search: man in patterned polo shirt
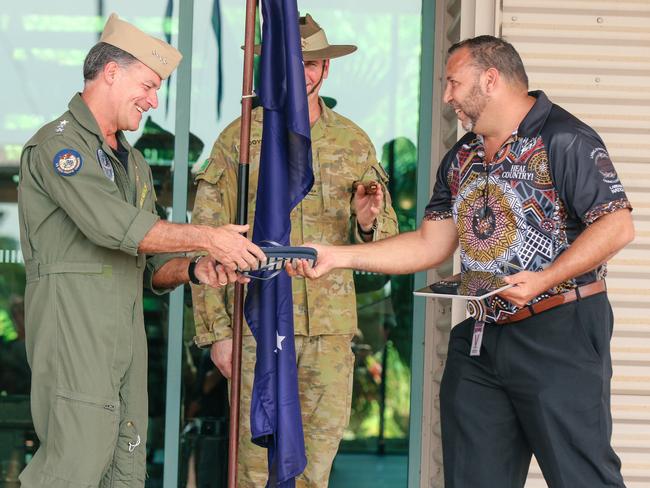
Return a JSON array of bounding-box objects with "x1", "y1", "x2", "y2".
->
[{"x1": 290, "y1": 35, "x2": 634, "y2": 488}]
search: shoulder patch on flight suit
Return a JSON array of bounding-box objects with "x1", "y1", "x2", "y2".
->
[
  {"x1": 97, "y1": 149, "x2": 114, "y2": 182},
  {"x1": 53, "y1": 149, "x2": 83, "y2": 176}
]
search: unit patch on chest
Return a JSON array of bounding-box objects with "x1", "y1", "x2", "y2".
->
[
  {"x1": 97, "y1": 149, "x2": 115, "y2": 182},
  {"x1": 53, "y1": 149, "x2": 83, "y2": 176}
]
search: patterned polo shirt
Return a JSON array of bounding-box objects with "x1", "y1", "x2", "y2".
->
[{"x1": 424, "y1": 91, "x2": 632, "y2": 323}]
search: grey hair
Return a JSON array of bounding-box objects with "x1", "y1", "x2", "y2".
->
[
  {"x1": 449, "y1": 35, "x2": 528, "y2": 89},
  {"x1": 83, "y1": 42, "x2": 138, "y2": 82}
]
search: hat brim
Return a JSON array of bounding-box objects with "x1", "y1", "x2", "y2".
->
[
  {"x1": 303, "y1": 45, "x2": 357, "y2": 61},
  {"x1": 246, "y1": 44, "x2": 357, "y2": 60}
]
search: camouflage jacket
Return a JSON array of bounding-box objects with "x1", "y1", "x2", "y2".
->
[{"x1": 192, "y1": 100, "x2": 399, "y2": 346}]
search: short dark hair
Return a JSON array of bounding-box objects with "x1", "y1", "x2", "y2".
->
[
  {"x1": 83, "y1": 42, "x2": 138, "y2": 82},
  {"x1": 448, "y1": 35, "x2": 528, "y2": 89}
]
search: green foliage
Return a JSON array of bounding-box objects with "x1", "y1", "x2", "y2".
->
[
  {"x1": 0, "y1": 308, "x2": 18, "y2": 342},
  {"x1": 346, "y1": 341, "x2": 411, "y2": 439},
  {"x1": 382, "y1": 137, "x2": 417, "y2": 233}
]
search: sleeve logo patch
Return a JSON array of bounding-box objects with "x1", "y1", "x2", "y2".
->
[
  {"x1": 590, "y1": 147, "x2": 620, "y2": 184},
  {"x1": 53, "y1": 149, "x2": 83, "y2": 176}
]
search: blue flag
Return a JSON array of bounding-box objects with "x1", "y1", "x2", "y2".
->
[{"x1": 243, "y1": 0, "x2": 313, "y2": 486}]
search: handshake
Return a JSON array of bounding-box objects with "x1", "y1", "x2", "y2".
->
[
  {"x1": 187, "y1": 176, "x2": 382, "y2": 287},
  {"x1": 189, "y1": 222, "x2": 317, "y2": 288}
]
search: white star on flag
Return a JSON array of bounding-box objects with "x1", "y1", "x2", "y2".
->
[{"x1": 275, "y1": 332, "x2": 286, "y2": 353}]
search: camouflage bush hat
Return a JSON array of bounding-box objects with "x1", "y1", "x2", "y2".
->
[
  {"x1": 99, "y1": 13, "x2": 182, "y2": 79},
  {"x1": 253, "y1": 13, "x2": 357, "y2": 61}
]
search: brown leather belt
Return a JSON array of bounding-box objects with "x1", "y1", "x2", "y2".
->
[{"x1": 496, "y1": 280, "x2": 607, "y2": 325}]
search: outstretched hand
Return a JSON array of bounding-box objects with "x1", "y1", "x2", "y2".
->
[
  {"x1": 285, "y1": 243, "x2": 336, "y2": 280},
  {"x1": 205, "y1": 224, "x2": 266, "y2": 271}
]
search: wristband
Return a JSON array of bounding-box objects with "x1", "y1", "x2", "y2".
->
[
  {"x1": 188, "y1": 256, "x2": 202, "y2": 285},
  {"x1": 358, "y1": 221, "x2": 376, "y2": 236}
]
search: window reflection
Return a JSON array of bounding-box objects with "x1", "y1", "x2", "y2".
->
[
  {"x1": 345, "y1": 137, "x2": 417, "y2": 453},
  {"x1": 0, "y1": 179, "x2": 33, "y2": 487},
  {"x1": 179, "y1": 323, "x2": 229, "y2": 488},
  {"x1": 0, "y1": 1, "x2": 422, "y2": 485}
]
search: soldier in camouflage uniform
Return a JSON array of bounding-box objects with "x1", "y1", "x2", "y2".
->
[{"x1": 191, "y1": 14, "x2": 398, "y2": 488}]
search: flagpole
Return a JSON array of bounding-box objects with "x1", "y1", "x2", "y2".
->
[{"x1": 229, "y1": 0, "x2": 257, "y2": 486}]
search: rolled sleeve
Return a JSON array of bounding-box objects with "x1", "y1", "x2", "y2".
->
[
  {"x1": 120, "y1": 210, "x2": 160, "y2": 256},
  {"x1": 144, "y1": 252, "x2": 183, "y2": 295},
  {"x1": 193, "y1": 309, "x2": 234, "y2": 348}
]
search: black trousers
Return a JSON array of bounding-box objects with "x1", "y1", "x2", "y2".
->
[{"x1": 440, "y1": 293, "x2": 626, "y2": 488}]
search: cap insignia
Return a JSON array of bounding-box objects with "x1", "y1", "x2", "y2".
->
[{"x1": 152, "y1": 49, "x2": 168, "y2": 65}]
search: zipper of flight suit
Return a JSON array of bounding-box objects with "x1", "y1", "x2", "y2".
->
[{"x1": 105, "y1": 147, "x2": 135, "y2": 205}]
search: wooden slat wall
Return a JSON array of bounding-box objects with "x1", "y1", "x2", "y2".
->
[{"x1": 499, "y1": 1, "x2": 650, "y2": 487}]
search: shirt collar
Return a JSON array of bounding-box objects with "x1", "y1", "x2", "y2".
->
[
  {"x1": 318, "y1": 97, "x2": 332, "y2": 123},
  {"x1": 252, "y1": 96, "x2": 330, "y2": 139},
  {"x1": 516, "y1": 90, "x2": 552, "y2": 139},
  {"x1": 310, "y1": 98, "x2": 330, "y2": 141},
  {"x1": 464, "y1": 90, "x2": 551, "y2": 152},
  {"x1": 68, "y1": 92, "x2": 132, "y2": 151},
  {"x1": 68, "y1": 93, "x2": 104, "y2": 138}
]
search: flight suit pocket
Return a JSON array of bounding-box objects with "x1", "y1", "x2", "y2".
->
[
  {"x1": 54, "y1": 270, "x2": 125, "y2": 392},
  {"x1": 45, "y1": 390, "x2": 119, "y2": 485},
  {"x1": 112, "y1": 419, "x2": 143, "y2": 482}
]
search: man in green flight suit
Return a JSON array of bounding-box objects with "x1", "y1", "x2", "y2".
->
[
  {"x1": 17, "y1": 14, "x2": 264, "y2": 488},
  {"x1": 191, "y1": 14, "x2": 399, "y2": 488}
]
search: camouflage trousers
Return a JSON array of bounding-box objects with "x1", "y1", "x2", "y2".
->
[{"x1": 236, "y1": 334, "x2": 355, "y2": 488}]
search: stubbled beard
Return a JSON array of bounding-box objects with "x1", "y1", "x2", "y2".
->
[
  {"x1": 307, "y1": 76, "x2": 324, "y2": 96},
  {"x1": 307, "y1": 61, "x2": 327, "y2": 96},
  {"x1": 462, "y1": 117, "x2": 475, "y2": 132},
  {"x1": 457, "y1": 82, "x2": 487, "y2": 132}
]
